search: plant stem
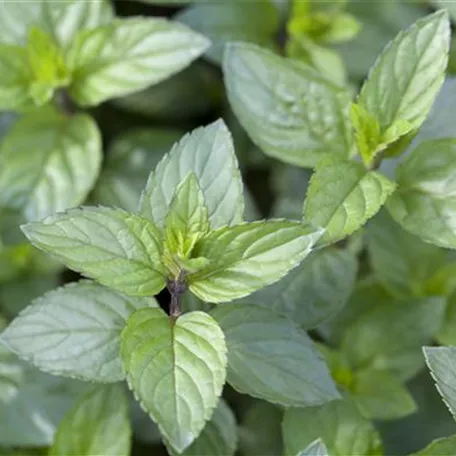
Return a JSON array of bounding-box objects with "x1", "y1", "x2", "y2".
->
[
  {"x1": 54, "y1": 89, "x2": 76, "y2": 116},
  {"x1": 167, "y1": 271, "x2": 186, "y2": 319}
]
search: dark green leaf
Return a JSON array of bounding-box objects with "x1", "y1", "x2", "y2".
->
[{"x1": 211, "y1": 303, "x2": 340, "y2": 407}]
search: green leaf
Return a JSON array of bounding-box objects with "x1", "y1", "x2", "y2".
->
[
  {"x1": 342, "y1": 296, "x2": 445, "y2": 379},
  {"x1": 413, "y1": 435, "x2": 456, "y2": 455},
  {"x1": 358, "y1": 11, "x2": 450, "y2": 142},
  {"x1": 164, "y1": 173, "x2": 210, "y2": 262},
  {"x1": 0, "y1": 0, "x2": 113, "y2": 48},
  {"x1": 304, "y1": 157, "x2": 396, "y2": 246},
  {"x1": 0, "y1": 368, "x2": 88, "y2": 446},
  {"x1": 0, "y1": 106, "x2": 102, "y2": 221},
  {"x1": 140, "y1": 120, "x2": 244, "y2": 230},
  {"x1": 188, "y1": 220, "x2": 323, "y2": 303},
  {"x1": 91, "y1": 128, "x2": 183, "y2": 212},
  {"x1": 211, "y1": 303, "x2": 340, "y2": 407},
  {"x1": 121, "y1": 308, "x2": 227, "y2": 453},
  {"x1": 169, "y1": 399, "x2": 237, "y2": 456},
  {"x1": 321, "y1": 277, "x2": 390, "y2": 345},
  {"x1": 282, "y1": 399, "x2": 383, "y2": 456},
  {"x1": 0, "y1": 342, "x2": 23, "y2": 403},
  {"x1": 367, "y1": 210, "x2": 446, "y2": 297},
  {"x1": 352, "y1": 368, "x2": 417, "y2": 420},
  {"x1": 25, "y1": 27, "x2": 70, "y2": 106},
  {"x1": 244, "y1": 248, "x2": 357, "y2": 329},
  {"x1": 113, "y1": 62, "x2": 222, "y2": 121},
  {"x1": 1, "y1": 280, "x2": 157, "y2": 382},
  {"x1": 176, "y1": 1, "x2": 279, "y2": 65},
  {"x1": 239, "y1": 401, "x2": 283, "y2": 456},
  {"x1": 424, "y1": 346, "x2": 456, "y2": 420},
  {"x1": 287, "y1": 3, "x2": 361, "y2": 45},
  {"x1": 427, "y1": 262, "x2": 456, "y2": 299},
  {"x1": 350, "y1": 103, "x2": 382, "y2": 166},
  {"x1": 286, "y1": 36, "x2": 347, "y2": 87},
  {"x1": 67, "y1": 17, "x2": 210, "y2": 106},
  {"x1": 0, "y1": 45, "x2": 34, "y2": 111},
  {"x1": 223, "y1": 42, "x2": 354, "y2": 168},
  {"x1": 50, "y1": 384, "x2": 131, "y2": 456},
  {"x1": 298, "y1": 439, "x2": 329, "y2": 456},
  {"x1": 387, "y1": 138, "x2": 456, "y2": 249},
  {"x1": 21, "y1": 207, "x2": 167, "y2": 297}
]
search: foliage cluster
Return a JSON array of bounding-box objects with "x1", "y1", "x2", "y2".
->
[{"x1": 1, "y1": 1, "x2": 456, "y2": 456}]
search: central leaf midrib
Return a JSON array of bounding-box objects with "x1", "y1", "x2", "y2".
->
[{"x1": 321, "y1": 170, "x2": 370, "y2": 230}]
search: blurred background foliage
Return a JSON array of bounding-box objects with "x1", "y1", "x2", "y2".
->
[{"x1": 1, "y1": 0, "x2": 456, "y2": 455}]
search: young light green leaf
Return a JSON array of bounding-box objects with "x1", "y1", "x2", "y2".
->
[
  {"x1": 1, "y1": 281, "x2": 157, "y2": 382},
  {"x1": 67, "y1": 17, "x2": 210, "y2": 106},
  {"x1": 165, "y1": 173, "x2": 210, "y2": 259},
  {"x1": 223, "y1": 42, "x2": 354, "y2": 168},
  {"x1": 297, "y1": 439, "x2": 329, "y2": 456},
  {"x1": 21, "y1": 207, "x2": 167, "y2": 297},
  {"x1": 0, "y1": 342, "x2": 23, "y2": 403},
  {"x1": 168, "y1": 399, "x2": 237, "y2": 456},
  {"x1": 176, "y1": 1, "x2": 279, "y2": 65},
  {"x1": 189, "y1": 220, "x2": 323, "y2": 303},
  {"x1": 282, "y1": 399, "x2": 383, "y2": 456},
  {"x1": 304, "y1": 157, "x2": 396, "y2": 246},
  {"x1": 140, "y1": 120, "x2": 244, "y2": 230},
  {"x1": 412, "y1": 434, "x2": 456, "y2": 455},
  {"x1": 25, "y1": 27, "x2": 70, "y2": 106},
  {"x1": 50, "y1": 384, "x2": 131, "y2": 456},
  {"x1": 358, "y1": 10, "x2": 450, "y2": 143},
  {"x1": 0, "y1": 106, "x2": 102, "y2": 221},
  {"x1": 350, "y1": 103, "x2": 382, "y2": 166},
  {"x1": 121, "y1": 308, "x2": 227, "y2": 453},
  {"x1": 352, "y1": 368, "x2": 417, "y2": 420},
  {"x1": 424, "y1": 346, "x2": 456, "y2": 420},
  {"x1": 91, "y1": 128, "x2": 183, "y2": 212},
  {"x1": 342, "y1": 296, "x2": 445, "y2": 379},
  {"x1": 0, "y1": 368, "x2": 88, "y2": 447},
  {"x1": 244, "y1": 248, "x2": 357, "y2": 329},
  {"x1": 388, "y1": 138, "x2": 456, "y2": 249},
  {"x1": 211, "y1": 304, "x2": 340, "y2": 407},
  {"x1": 0, "y1": 44, "x2": 34, "y2": 111},
  {"x1": 367, "y1": 210, "x2": 446, "y2": 297}
]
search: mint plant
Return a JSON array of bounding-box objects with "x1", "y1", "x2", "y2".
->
[{"x1": 2, "y1": 1, "x2": 456, "y2": 455}]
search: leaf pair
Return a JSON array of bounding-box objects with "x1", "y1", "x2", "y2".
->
[
  {"x1": 351, "y1": 10, "x2": 449, "y2": 166},
  {"x1": 2, "y1": 282, "x2": 340, "y2": 453},
  {"x1": 0, "y1": 281, "x2": 227, "y2": 452},
  {"x1": 20, "y1": 120, "x2": 323, "y2": 303}
]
